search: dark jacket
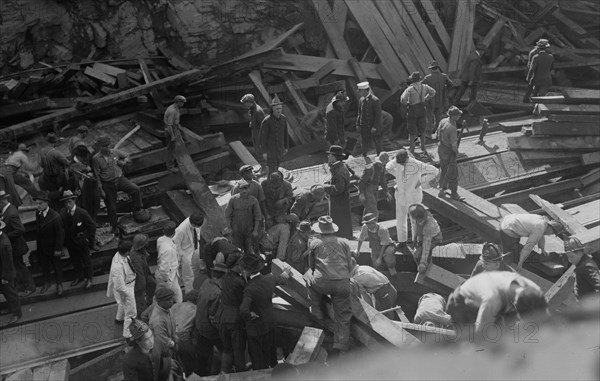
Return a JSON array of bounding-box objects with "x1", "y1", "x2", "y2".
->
[
  {"x1": 1, "y1": 203, "x2": 28, "y2": 256},
  {"x1": 130, "y1": 249, "x2": 155, "y2": 294},
  {"x1": 249, "y1": 104, "x2": 266, "y2": 131},
  {"x1": 259, "y1": 113, "x2": 288, "y2": 158},
  {"x1": 422, "y1": 71, "x2": 454, "y2": 109},
  {"x1": 459, "y1": 50, "x2": 483, "y2": 83},
  {"x1": 239, "y1": 273, "x2": 286, "y2": 336},
  {"x1": 122, "y1": 345, "x2": 170, "y2": 381},
  {"x1": 218, "y1": 271, "x2": 246, "y2": 325},
  {"x1": 527, "y1": 50, "x2": 554, "y2": 86},
  {"x1": 356, "y1": 93, "x2": 382, "y2": 135},
  {"x1": 325, "y1": 101, "x2": 345, "y2": 144},
  {"x1": 60, "y1": 206, "x2": 96, "y2": 247},
  {"x1": 574, "y1": 255, "x2": 600, "y2": 299},
  {"x1": 36, "y1": 208, "x2": 65, "y2": 256},
  {"x1": 326, "y1": 161, "x2": 352, "y2": 239},
  {"x1": 196, "y1": 278, "x2": 222, "y2": 340},
  {"x1": 0, "y1": 233, "x2": 16, "y2": 281}
]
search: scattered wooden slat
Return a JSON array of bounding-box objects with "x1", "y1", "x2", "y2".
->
[
  {"x1": 415, "y1": 264, "x2": 466, "y2": 294},
  {"x1": 226, "y1": 22, "x2": 304, "y2": 63},
  {"x1": 32, "y1": 363, "x2": 51, "y2": 380},
  {"x1": 418, "y1": 0, "x2": 451, "y2": 51},
  {"x1": 507, "y1": 136, "x2": 600, "y2": 152},
  {"x1": 530, "y1": 95, "x2": 566, "y2": 104},
  {"x1": 263, "y1": 53, "x2": 382, "y2": 80},
  {"x1": 157, "y1": 44, "x2": 194, "y2": 71},
  {"x1": 485, "y1": 58, "x2": 600, "y2": 74},
  {"x1": 545, "y1": 264, "x2": 576, "y2": 309},
  {"x1": 547, "y1": 113, "x2": 600, "y2": 123},
  {"x1": 6, "y1": 369, "x2": 32, "y2": 381},
  {"x1": 489, "y1": 178, "x2": 582, "y2": 207},
  {"x1": 138, "y1": 57, "x2": 164, "y2": 111},
  {"x1": 572, "y1": 225, "x2": 600, "y2": 256},
  {"x1": 84, "y1": 66, "x2": 116, "y2": 85},
  {"x1": 447, "y1": 0, "x2": 476, "y2": 72},
  {"x1": 284, "y1": 80, "x2": 309, "y2": 116},
  {"x1": 582, "y1": 152, "x2": 600, "y2": 165},
  {"x1": 0, "y1": 97, "x2": 55, "y2": 118},
  {"x1": 480, "y1": 19, "x2": 506, "y2": 49},
  {"x1": 561, "y1": 88, "x2": 600, "y2": 103},
  {"x1": 92, "y1": 62, "x2": 126, "y2": 77},
  {"x1": 529, "y1": 195, "x2": 588, "y2": 235},
  {"x1": 531, "y1": 121, "x2": 599, "y2": 136},
  {"x1": 285, "y1": 327, "x2": 324, "y2": 366},
  {"x1": 531, "y1": 0, "x2": 600, "y2": 48},
  {"x1": 308, "y1": 61, "x2": 338, "y2": 82},
  {"x1": 228, "y1": 140, "x2": 260, "y2": 168}
]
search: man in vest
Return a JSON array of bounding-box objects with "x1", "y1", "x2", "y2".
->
[
  {"x1": 400, "y1": 72, "x2": 436, "y2": 154},
  {"x1": 163, "y1": 95, "x2": 186, "y2": 172}
]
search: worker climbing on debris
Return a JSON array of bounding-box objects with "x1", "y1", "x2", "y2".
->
[
  {"x1": 400, "y1": 71, "x2": 436, "y2": 154},
  {"x1": 325, "y1": 90, "x2": 349, "y2": 148},
  {"x1": 356, "y1": 81, "x2": 383, "y2": 159},
  {"x1": 499, "y1": 213, "x2": 565, "y2": 271},
  {"x1": 562, "y1": 237, "x2": 600, "y2": 299},
  {"x1": 131, "y1": 233, "x2": 156, "y2": 318},
  {"x1": 39, "y1": 132, "x2": 71, "y2": 210},
  {"x1": 174, "y1": 212, "x2": 205, "y2": 294},
  {"x1": 107, "y1": 240, "x2": 137, "y2": 338},
  {"x1": 470, "y1": 242, "x2": 513, "y2": 277},
  {"x1": 0, "y1": 142, "x2": 39, "y2": 205},
  {"x1": 358, "y1": 151, "x2": 391, "y2": 218},
  {"x1": 408, "y1": 204, "x2": 443, "y2": 274},
  {"x1": 323, "y1": 145, "x2": 353, "y2": 239},
  {"x1": 232, "y1": 164, "x2": 267, "y2": 221},
  {"x1": 240, "y1": 94, "x2": 266, "y2": 168},
  {"x1": 225, "y1": 180, "x2": 262, "y2": 255},
  {"x1": 422, "y1": 61, "x2": 454, "y2": 139},
  {"x1": 283, "y1": 220, "x2": 312, "y2": 274},
  {"x1": 68, "y1": 125, "x2": 91, "y2": 157},
  {"x1": 156, "y1": 221, "x2": 182, "y2": 304},
  {"x1": 163, "y1": 94, "x2": 186, "y2": 172},
  {"x1": 261, "y1": 170, "x2": 293, "y2": 228},
  {"x1": 413, "y1": 293, "x2": 452, "y2": 328},
  {"x1": 446, "y1": 271, "x2": 548, "y2": 339},
  {"x1": 259, "y1": 94, "x2": 288, "y2": 174},
  {"x1": 385, "y1": 149, "x2": 439, "y2": 248},
  {"x1": 0, "y1": 219, "x2": 22, "y2": 326},
  {"x1": 437, "y1": 106, "x2": 463, "y2": 201},
  {"x1": 355, "y1": 213, "x2": 397, "y2": 276},
  {"x1": 91, "y1": 134, "x2": 149, "y2": 233},
  {"x1": 305, "y1": 216, "x2": 353, "y2": 354},
  {"x1": 290, "y1": 184, "x2": 326, "y2": 222},
  {"x1": 523, "y1": 39, "x2": 554, "y2": 103},
  {"x1": 350, "y1": 257, "x2": 397, "y2": 319},
  {"x1": 453, "y1": 43, "x2": 486, "y2": 105}
]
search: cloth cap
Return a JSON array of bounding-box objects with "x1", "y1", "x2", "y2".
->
[
  {"x1": 17, "y1": 143, "x2": 29, "y2": 152},
  {"x1": 128, "y1": 318, "x2": 150, "y2": 341},
  {"x1": 481, "y1": 243, "x2": 507, "y2": 262},
  {"x1": 0, "y1": 190, "x2": 10, "y2": 200},
  {"x1": 76, "y1": 125, "x2": 89, "y2": 133},
  {"x1": 95, "y1": 135, "x2": 111, "y2": 147},
  {"x1": 297, "y1": 221, "x2": 311, "y2": 233},
  {"x1": 33, "y1": 191, "x2": 51, "y2": 202},
  {"x1": 408, "y1": 71, "x2": 421, "y2": 83},
  {"x1": 536, "y1": 39, "x2": 550, "y2": 47},
  {"x1": 189, "y1": 212, "x2": 204, "y2": 226},
  {"x1": 46, "y1": 133, "x2": 60, "y2": 144},
  {"x1": 312, "y1": 215, "x2": 339, "y2": 234},
  {"x1": 396, "y1": 149, "x2": 408, "y2": 164},
  {"x1": 174, "y1": 95, "x2": 187, "y2": 103},
  {"x1": 239, "y1": 253, "x2": 265, "y2": 274},
  {"x1": 357, "y1": 81, "x2": 370, "y2": 90},
  {"x1": 287, "y1": 213, "x2": 300, "y2": 225},
  {"x1": 448, "y1": 106, "x2": 463, "y2": 117},
  {"x1": 362, "y1": 213, "x2": 378, "y2": 224},
  {"x1": 408, "y1": 204, "x2": 427, "y2": 220},
  {"x1": 155, "y1": 287, "x2": 175, "y2": 302},
  {"x1": 378, "y1": 152, "x2": 390, "y2": 162},
  {"x1": 428, "y1": 60, "x2": 440, "y2": 69},
  {"x1": 132, "y1": 234, "x2": 149, "y2": 250},
  {"x1": 239, "y1": 164, "x2": 253, "y2": 174},
  {"x1": 564, "y1": 237, "x2": 585, "y2": 253},
  {"x1": 237, "y1": 179, "x2": 250, "y2": 189},
  {"x1": 240, "y1": 94, "x2": 255, "y2": 103},
  {"x1": 60, "y1": 190, "x2": 78, "y2": 201}
]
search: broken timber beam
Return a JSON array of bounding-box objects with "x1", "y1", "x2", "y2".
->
[
  {"x1": 285, "y1": 327, "x2": 325, "y2": 366},
  {"x1": 545, "y1": 264, "x2": 576, "y2": 309},
  {"x1": 529, "y1": 195, "x2": 588, "y2": 235},
  {"x1": 228, "y1": 140, "x2": 260, "y2": 169},
  {"x1": 507, "y1": 136, "x2": 600, "y2": 152},
  {"x1": 415, "y1": 264, "x2": 466, "y2": 294},
  {"x1": 138, "y1": 57, "x2": 165, "y2": 111}
]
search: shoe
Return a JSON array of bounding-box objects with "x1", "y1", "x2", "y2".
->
[
  {"x1": 40, "y1": 284, "x2": 50, "y2": 294},
  {"x1": 84, "y1": 279, "x2": 93, "y2": 290},
  {"x1": 477, "y1": 139, "x2": 484, "y2": 145},
  {"x1": 18, "y1": 289, "x2": 35, "y2": 298},
  {"x1": 438, "y1": 189, "x2": 447, "y2": 198},
  {"x1": 7, "y1": 315, "x2": 21, "y2": 325},
  {"x1": 450, "y1": 192, "x2": 463, "y2": 201},
  {"x1": 71, "y1": 278, "x2": 83, "y2": 287},
  {"x1": 56, "y1": 284, "x2": 64, "y2": 296},
  {"x1": 115, "y1": 319, "x2": 124, "y2": 325}
]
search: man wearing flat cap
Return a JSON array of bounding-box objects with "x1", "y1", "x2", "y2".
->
[
  {"x1": 356, "y1": 82, "x2": 383, "y2": 159},
  {"x1": 305, "y1": 215, "x2": 353, "y2": 353},
  {"x1": 524, "y1": 39, "x2": 554, "y2": 103},
  {"x1": 437, "y1": 106, "x2": 463, "y2": 201},
  {"x1": 232, "y1": 164, "x2": 267, "y2": 222},
  {"x1": 527, "y1": 38, "x2": 550, "y2": 69},
  {"x1": 422, "y1": 61, "x2": 454, "y2": 138},
  {"x1": 325, "y1": 91, "x2": 349, "y2": 147},
  {"x1": 453, "y1": 43, "x2": 486, "y2": 104},
  {"x1": 39, "y1": 132, "x2": 70, "y2": 210},
  {"x1": 290, "y1": 184, "x2": 326, "y2": 221},
  {"x1": 324, "y1": 145, "x2": 353, "y2": 239},
  {"x1": 259, "y1": 95, "x2": 288, "y2": 174},
  {"x1": 226, "y1": 180, "x2": 262, "y2": 255},
  {"x1": 241, "y1": 94, "x2": 266, "y2": 162},
  {"x1": 174, "y1": 212, "x2": 206, "y2": 293},
  {"x1": 163, "y1": 95, "x2": 187, "y2": 172},
  {"x1": 149, "y1": 286, "x2": 178, "y2": 360},
  {"x1": 400, "y1": 72, "x2": 436, "y2": 153},
  {"x1": 68, "y1": 125, "x2": 90, "y2": 158}
]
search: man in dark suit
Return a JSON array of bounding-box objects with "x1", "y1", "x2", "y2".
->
[
  {"x1": 34, "y1": 191, "x2": 65, "y2": 295},
  {"x1": 453, "y1": 43, "x2": 486, "y2": 105},
  {"x1": 239, "y1": 254, "x2": 289, "y2": 370},
  {"x1": 0, "y1": 219, "x2": 21, "y2": 325},
  {"x1": 523, "y1": 42, "x2": 554, "y2": 103},
  {"x1": 59, "y1": 190, "x2": 96, "y2": 290},
  {"x1": 0, "y1": 190, "x2": 35, "y2": 296}
]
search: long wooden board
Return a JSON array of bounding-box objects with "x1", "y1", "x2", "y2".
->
[
  {"x1": 507, "y1": 136, "x2": 600, "y2": 151},
  {"x1": 535, "y1": 103, "x2": 600, "y2": 115},
  {"x1": 531, "y1": 121, "x2": 599, "y2": 136},
  {"x1": 529, "y1": 195, "x2": 588, "y2": 235},
  {"x1": 285, "y1": 327, "x2": 324, "y2": 365}
]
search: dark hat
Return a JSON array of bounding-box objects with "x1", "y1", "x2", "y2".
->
[
  {"x1": 240, "y1": 94, "x2": 255, "y2": 103},
  {"x1": 564, "y1": 237, "x2": 585, "y2": 253},
  {"x1": 396, "y1": 149, "x2": 409, "y2": 164},
  {"x1": 239, "y1": 253, "x2": 265, "y2": 274},
  {"x1": 59, "y1": 190, "x2": 78, "y2": 202},
  {"x1": 237, "y1": 179, "x2": 250, "y2": 189},
  {"x1": 174, "y1": 95, "x2": 187, "y2": 103},
  {"x1": 128, "y1": 318, "x2": 150, "y2": 341},
  {"x1": 312, "y1": 215, "x2": 339, "y2": 234},
  {"x1": 408, "y1": 204, "x2": 427, "y2": 220},
  {"x1": 17, "y1": 143, "x2": 29, "y2": 152},
  {"x1": 46, "y1": 132, "x2": 60, "y2": 144},
  {"x1": 297, "y1": 221, "x2": 311, "y2": 233},
  {"x1": 95, "y1": 135, "x2": 111, "y2": 147},
  {"x1": 476, "y1": 43, "x2": 487, "y2": 51},
  {"x1": 155, "y1": 287, "x2": 175, "y2": 302},
  {"x1": 132, "y1": 234, "x2": 149, "y2": 250},
  {"x1": 408, "y1": 71, "x2": 421, "y2": 83},
  {"x1": 33, "y1": 191, "x2": 51, "y2": 202},
  {"x1": 326, "y1": 145, "x2": 347, "y2": 159},
  {"x1": 189, "y1": 212, "x2": 204, "y2": 226},
  {"x1": 362, "y1": 213, "x2": 378, "y2": 224},
  {"x1": 428, "y1": 60, "x2": 440, "y2": 69},
  {"x1": 239, "y1": 164, "x2": 254, "y2": 174},
  {"x1": 76, "y1": 125, "x2": 89, "y2": 133},
  {"x1": 212, "y1": 263, "x2": 229, "y2": 274},
  {"x1": 481, "y1": 243, "x2": 508, "y2": 262},
  {"x1": 309, "y1": 184, "x2": 326, "y2": 198},
  {"x1": 270, "y1": 94, "x2": 283, "y2": 107},
  {"x1": 287, "y1": 213, "x2": 300, "y2": 225},
  {"x1": 0, "y1": 190, "x2": 10, "y2": 200},
  {"x1": 448, "y1": 106, "x2": 463, "y2": 117},
  {"x1": 333, "y1": 91, "x2": 349, "y2": 103},
  {"x1": 118, "y1": 240, "x2": 133, "y2": 254},
  {"x1": 226, "y1": 252, "x2": 242, "y2": 268}
]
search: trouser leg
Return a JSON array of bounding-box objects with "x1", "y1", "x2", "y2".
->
[
  {"x1": 180, "y1": 252, "x2": 194, "y2": 294},
  {"x1": 102, "y1": 181, "x2": 118, "y2": 228},
  {"x1": 360, "y1": 133, "x2": 372, "y2": 157},
  {"x1": 68, "y1": 245, "x2": 83, "y2": 280},
  {"x1": 329, "y1": 279, "x2": 352, "y2": 351},
  {"x1": 0, "y1": 280, "x2": 21, "y2": 317},
  {"x1": 382, "y1": 245, "x2": 397, "y2": 274},
  {"x1": 395, "y1": 200, "x2": 409, "y2": 243},
  {"x1": 469, "y1": 82, "x2": 478, "y2": 103},
  {"x1": 116, "y1": 176, "x2": 142, "y2": 211},
  {"x1": 454, "y1": 81, "x2": 468, "y2": 104},
  {"x1": 13, "y1": 254, "x2": 35, "y2": 291},
  {"x1": 372, "y1": 134, "x2": 383, "y2": 155},
  {"x1": 134, "y1": 289, "x2": 147, "y2": 318}
]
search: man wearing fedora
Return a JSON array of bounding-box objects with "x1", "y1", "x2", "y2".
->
[
  {"x1": 284, "y1": 220, "x2": 312, "y2": 274},
  {"x1": 39, "y1": 132, "x2": 71, "y2": 210},
  {"x1": 305, "y1": 216, "x2": 353, "y2": 353},
  {"x1": 34, "y1": 191, "x2": 65, "y2": 295},
  {"x1": 408, "y1": 204, "x2": 442, "y2": 274},
  {"x1": 562, "y1": 237, "x2": 599, "y2": 300},
  {"x1": 0, "y1": 218, "x2": 21, "y2": 325},
  {"x1": 239, "y1": 254, "x2": 290, "y2": 370},
  {"x1": 358, "y1": 152, "x2": 391, "y2": 218},
  {"x1": 524, "y1": 39, "x2": 554, "y2": 103},
  {"x1": 470, "y1": 242, "x2": 513, "y2": 277},
  {"x1": 0, "y1": 141, "x2": 39, "y2": 204},
  {"x1": 0, "y1": 190, "x2": 35, "y2": 297},
  {"x1": 356, "y1": 82, "x2": 383, "y2": 159},
  {"x1": 163, "y1": 95, "x2": 187, "y2": 172},
  {"x1": 91, "y1": 134, "x2": 147, "y2": 232},
  {"x1": 241, "y1": 94, "x2": 266, "y2": 161},
  {"x1": 59, "y1": 190, "x2": 96, "y2": 290},
  {"x1": 259, "y1": 95, "x2": 288, "y2": 174},
  {"x1": 324, "y1": 145, "x2": 353, "y2": 239},
  {"x1": 453, "y1": 43, "x2": 486, "y2": 105},
  {"x1": 290, "y1": 184, "x2": 326, "y2": 221},
  {"x1": 400, "y1": 72, "x2": 436, "y2": 153},
  {"x1": 422, "y1": 61, "x2": 454, "y2": 138},
  {"x1": 326, "y1": 90, "x2": 349, "y2": 148},
  {"x1": 355, "y1": 213, "x2": 397, "y2": 276},
  {"x1": 437, "y1": 106, "x2": 463, "y2": 201}
]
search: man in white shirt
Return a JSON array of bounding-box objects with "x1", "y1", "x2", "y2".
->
[
  {"x1": 156, "y1": 221, "x2": 182, "y2": 304},
  {"x1": 174, "y1": 212, "x2": 205, "y2": 294},
  {"x1": 107, "y1": 240, "x2": 137, "y2": 338},
  {"x1": 385, "y1": 149, "x2": 439, "y2": 246},
  {"x1": 350, "y1": 258, "x2": 397, "y2": 318}
]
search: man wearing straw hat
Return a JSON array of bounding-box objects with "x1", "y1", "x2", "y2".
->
[
  {"x1": 259, "y1": 95, "x2": 288, "y2": 174},
  {"x1": 470, "y1": 242, "x2": 513, "y2": 277},
  {"x1": 355, "y1": 213, "x2": 397, "y2": 276},
  {"x1": 304, "y1": 215, "x2": 353, "y2": 353}
]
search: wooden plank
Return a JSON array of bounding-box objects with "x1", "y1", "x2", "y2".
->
[
  {"x1": 529, "y1": 195, "x2": 588, "y2": 235},
  {"x1": 415, "y1": 264, "x2": 466, "y2": 293},
  {"x1": 547, "y1": 114, "x2": 600, "y2": 123},
  {"x1": 517, "y1": 151, "x2": 581, "y2": 163},
  {"x1": 263, "y1": 54, "x2": 382, "y2": 80},
  {"x1": 480, "y1": 19, "x2": 506, "y2": 49},
  {"x1": 507, "y1": 136, "x2": 600, "y2": 152},
  {"x1": 531, "y1": 0, "x2": 600, "y2": 48},
  {"x1": 6, "y1": 369, "x2": 32, "y2": 381},
  {"x1": 561, "y1": 88, "x2": 600, "y2": 103},
  {"x1": 545, "y1": 265, "x2": 576, "y2": 308},
  {"x1": 180, "y1": 126, "x2": 205, "y2": 142},
  {"x1": 573, "y1": 225, "x2": 600, "y2": 255},
  {"x1": 284, "y1": 80, "x2": 309, "y2": 116},
  {"x1": 0, "y1": 97, "x2": 53, "y2": 118},
  {"x1": 348, "y1": 57, "x2": 367, "y2": 82},
  {"x1": 485, "y1": 58, "x2": 600, "y2": 74},
  {"x1": 307, "y1": 61, "x2": 337, "y2": 82},
  {"x1": 417, "y1": 0, "x2": 451, "y2": 51},
  {"x1": 92, "y1": 62, "x2": 126, "y2": 77},
  {"x1": 138, "y1": 57, "x2": 164, "y2": 111},
  {"x1": 311, "y1": 0, "x2": 352, "y2": 59},
  {"x1": 227, "y1": 23, "x2": 304, "y2": 62},
  {"x1": 530, "y1": 95, "x2": 566, "y2": 104},
  {"x1": 32, "y1": 363, "x2": 51, "y2": 381},
  {"x1": 582, "y1": 152, "x2": 600, "y2": 165},
  {"x1": 531, "y1": 121, "x2": 599, "y2": 136},
  {"x1": 83, "y1": 66, "x2": 116, "y2": 85},
  {"x1": 228, "y1": 140, "x2": 260, "y2": 168},
  {"x1": 47, "y1": 359, "x2": 70, "y2": 381},
  {"x1": 489, "y1": 178, "x2": 582, "y2": 207},
  {"x1": 285, "y1": 327, "x2": 324, "y2": 366}
]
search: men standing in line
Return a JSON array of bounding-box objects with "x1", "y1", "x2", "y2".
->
[
  {"x1": 453, "y1": 43, "x2": 486, "y2": 105},
  {"x1": 59, "y1": 190, "x2": 96, "y2": 290},
  {"x1": 39, "y1": 133, "x2": 70, "y2": 210},
  {"x1": 225, "y1": 180, "x2": 261, "y2": 254},
  {"x1": 290, "y1": 184, "x2": 326, "y2": 221},
  {"x1": 0, "y1": 219, "x2": 21, "y2": 325},
  {"x1": 260, "y1": 95, "x2": 288, "y2": 174},
  {"x1": 241, "y1": 94, "x2": 266, "y2": 162},
  {"x1": 408, "y1": 204, "x2": 442, "y2": 274},
  {"x1": 261, "y1": 171, "x2": 293, "y2": 228},
  {"x1": 562, "y1": 237, "x2": 599, "y2": 299},
  {"x1": 422, "y1": 61, "x2": 454, "y2": 137},
  {"x1": 400, "y1": 72, "x2": 436, "y2": 153},
  {"x1": 34, "y1": 191, "x2": 65, "y2": 295},
  {"x1": 358, "y1": 152, "x2": 391, "y2": 217},
  {"x1": 356, "y1": 82, "x2": 383, "y2": 159},
  {"x1": 107, "y1": 240, "x2": 137, "y2": 338},
  {"x1": 385, "y1": 149, "x2": 439, "y2": 247},
  {"x1": 324, "y1": 145, "x2": 353, "y2": 239},
  {"x1": 325, "y1": 91, "x2": 349, "y2": 147},
  {"x1": 523, "y1": 40, "x2": 554, "y2": 103},
  {"x1": 350, "y1": 258, "x2": 397, "y2": 318},
  {"x1": 437, "y1": 106, "x2": 463, "y2": 201},
  {"x1": 174, "y1": 212, "x2": 205, "y2": 294},
  {"x1": 0, "y1": 190, "x2": 35, "y2": 296},
  {"x1": 156, "y1": 221, "x2": 182, "y2": 304},
  {"x1": 499, "y1": 213, "x2": 564, "y2": 271},
  {"x1": 163, "y1": 95, "x2": 186, "y2": 172},
  {"x1": 91, "y1": 135, "x2": 147, "y2": 233}
]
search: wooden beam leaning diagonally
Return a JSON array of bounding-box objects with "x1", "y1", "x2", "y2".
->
[
  {"x1": 417, "y1": 0, "x2": 451, "y2": 52},
  {"x1": 138, "y1": 58, "x2": 164, "y2": 112},
  {"x1": 529, "y1": 195, "x2": 588, "y2": 235},
  {"x1": 390, "y1": 0, "x2": 436, "y2": 71},
  {"x1": 286, "y1": 327, "x2": 325, "y2": 366},
  {"x1": 544, "y1": 264, "x2": 576, "y2": 308}
]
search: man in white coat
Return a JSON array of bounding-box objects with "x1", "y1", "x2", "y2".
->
[
  {"x1": 385, "y1": 149, "x2": 439, "y2": 246},
  {"x1": 173, "y1": 212, "x2": 204, "y2": 293},
  {"x1": 156, "y1": 221, "x2": 182, "y2": 303},
  {"x1": 107, "y1": 240, "x2": 137, "y2": 338}
]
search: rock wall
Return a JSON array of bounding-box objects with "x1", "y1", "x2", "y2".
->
[{"x1": 0, "y1": 0, "x2": 324, "y2": 74}]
